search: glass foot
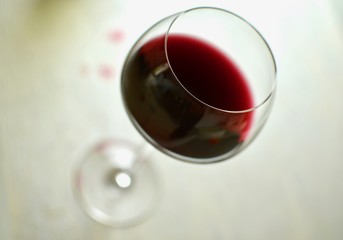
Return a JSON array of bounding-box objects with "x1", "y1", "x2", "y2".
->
[{"x1": 72, "y1": 139, "x2": 160, "y2": 228}]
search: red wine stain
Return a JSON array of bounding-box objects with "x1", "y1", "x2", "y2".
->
[
  {"x1": 108, "y1": 29, "x2": 125, "y2": 43},
  {"x1": 99, "y1": 65, "x2": 115, "y2": 80},
  {"x1": 95, "y1": 140, "x2": 111, "y2": 152}
]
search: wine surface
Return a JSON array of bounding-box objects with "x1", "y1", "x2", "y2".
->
[{"x1": 122, "y1": 34, "x2": 254, "y2": 160}]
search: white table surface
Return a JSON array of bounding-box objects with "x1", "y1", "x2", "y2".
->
[{"x1": 1, "y1": 0, "x2": 343, "y2": 239}]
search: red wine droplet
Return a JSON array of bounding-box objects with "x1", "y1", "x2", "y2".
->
[
  {"x1": 108, "y1": 29, "x2": 125, "y2": 43},
  {"x1": 99, "y1": 65, "x2": 115, "y2": 80}
]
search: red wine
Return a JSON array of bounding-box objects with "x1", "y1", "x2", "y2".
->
[{"x1": 122, "y1": 34, "x2": 254, "y2": 160}]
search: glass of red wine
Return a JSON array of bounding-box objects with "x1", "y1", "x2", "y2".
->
[
  {"x1": 73, "y1": 7, "x2": 276, "y2": 227},
  {"x1": 122, "y1": 7, "x2": 276, "y2": 163}
]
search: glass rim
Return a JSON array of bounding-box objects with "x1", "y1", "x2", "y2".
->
[{"x1": 164, "y1": 6, "x2": 277, "y2": 114}]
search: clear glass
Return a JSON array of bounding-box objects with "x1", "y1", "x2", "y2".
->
[
  {"x1": 72, "y1": 139, "x2": 159, "y2": 227},
  {"x1": 72, "y1": 6, "x2": 276, "y2": 228}
]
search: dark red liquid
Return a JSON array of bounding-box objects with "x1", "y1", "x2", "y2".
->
[{"x1": 122, "y1": 34, "x2": 254, "y2": 160}]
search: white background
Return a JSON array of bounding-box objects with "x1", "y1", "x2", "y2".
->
[{"x1": 0, "y1": 0, "x2": 343, "y2": 239}]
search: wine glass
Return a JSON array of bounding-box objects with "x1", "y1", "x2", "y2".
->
[
  {"x1": 122, "y1": 7, "x2": 276, "y2": 163},
  {"x1": 73, "y1": 6, "x2": 276, "y2": 228}
]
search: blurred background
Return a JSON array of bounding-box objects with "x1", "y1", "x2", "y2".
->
[{"x1": 0, "y1": 0, "x2": 343, "y2": 239}]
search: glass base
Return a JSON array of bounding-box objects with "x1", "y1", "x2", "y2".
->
[{"x1": 72, "y1": 139, "x2": 159, "y2": 228}]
